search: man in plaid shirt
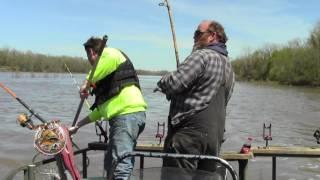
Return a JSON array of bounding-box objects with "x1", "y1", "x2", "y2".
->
[{"x1": 157, "y1": 20, "x2": 235, "y2": 175}]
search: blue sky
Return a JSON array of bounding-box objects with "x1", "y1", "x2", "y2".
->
[{"x1": 0, "y1": 0, "x2": 319, "y2": 71}]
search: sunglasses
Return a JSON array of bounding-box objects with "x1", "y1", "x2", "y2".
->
[{"x1": 194, "y1": 30, "x2": 213, "y2": 39}]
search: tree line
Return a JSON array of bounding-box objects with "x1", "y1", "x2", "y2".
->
[
  {"x1": 0, "y1": 48, "x2": 90, "y2": 73},
  {"x1": 0, "y1": 48, "x2": 169, "y2": 76},
  {"x1": 232, "y1": 21, "x2": 320, "y2": 86}
]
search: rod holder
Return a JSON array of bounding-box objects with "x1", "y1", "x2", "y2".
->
[
  {"x1": 314, "y1": 128, "x2": 320, "y2": 144},
  {"x1": 263, "y1": 123, "x2": 272, "y2": 147},
  {"x1": 155, "y1": 122, "x2": 165, "y2": 145}
]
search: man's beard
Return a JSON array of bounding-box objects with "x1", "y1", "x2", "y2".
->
[{"x1": 192, "y1": 38, "x2": 210, "y2": 52}]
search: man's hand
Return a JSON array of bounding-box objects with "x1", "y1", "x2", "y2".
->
[
  {"x1": 69, "y1": 126, "x2": 79, "y2": 135},
  {"x1": 79, "y1": 80, "x2": 89, "y2": 99},
  {"x1": 153, "y1": 86, "x2": 172, "y2": 100},
  {"x1": 153, "y1": 87, "x2": 162, "y2": 93}
]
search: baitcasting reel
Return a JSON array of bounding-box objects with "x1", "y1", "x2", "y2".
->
[{"x1": 17, "y1": 113, "x2": 67, "y2": 156}]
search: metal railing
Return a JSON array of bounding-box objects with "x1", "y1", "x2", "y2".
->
[
  {"x1": 4, "y1": 148, "x2": 89, "y2": 180},
  {"x1": 9, "y1": 143, "x2": 319, "y2": 180},
  {"x1": 5, "y1": 144, "x2": 239, "y2": 180},
  {"x1": 109, "y1": 151, "x2": 238, "y2": 180}
]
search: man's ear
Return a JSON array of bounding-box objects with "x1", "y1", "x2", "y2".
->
[
  {"x1": 208, "y1": 34, "x2": 215, "y2": 42},
  {"x1": 210, "y1": 32, "x2": 218, "y2": 43}
]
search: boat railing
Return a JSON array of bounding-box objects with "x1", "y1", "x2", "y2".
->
[
  {"x1": 109, "y1": 151, "x2": 238, "y2": 180},
  {"x1": 8, "y1": 142, "x2": 320, "y2": 180},
  {"x1": 4, "y1": 142, "x2": 250, "y2": 180},
  {"x1": 4, "y1": 147, "x2": 90, "y2": 180}
]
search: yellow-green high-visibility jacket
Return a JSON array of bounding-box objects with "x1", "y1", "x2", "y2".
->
[{"x1": 87, "y1": 47, "x2": 147, "y2": 122}]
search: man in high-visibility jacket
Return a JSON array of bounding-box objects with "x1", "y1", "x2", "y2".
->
[{"x1": 69, "y1": 36, "x2": 147, "y2": 180}]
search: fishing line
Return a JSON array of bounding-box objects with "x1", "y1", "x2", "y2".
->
[
  {"x1": 64, "y1": 63, "x2": 108, "y2": 142},
  {"x1": 65, "y1": 56, "x2": 109, "y2": 177},
  {"x1": 64, "y1": 63, "x2": 91, "y2": 109}
]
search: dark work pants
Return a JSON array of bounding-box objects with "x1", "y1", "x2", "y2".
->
[
  {"x1": 163, "y1": 126, "x2": 221, "y2": 171},
  {"x1": 162, "y1": 86, "x2": 226, "y2": 179}
]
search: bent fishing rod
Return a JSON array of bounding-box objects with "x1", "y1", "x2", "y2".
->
[
  {"x1": 64, "y1": 63, "x2": 108, "y2": 141},
  {"x1": 0, "y1": 83, "x2": 46, "y2": 123},
  {"x1": 72, "y1": 35, "x2": 108, "y2": 127},
  {"x1": 159, "y1": 0, "x2": 180, "y2": 68}
]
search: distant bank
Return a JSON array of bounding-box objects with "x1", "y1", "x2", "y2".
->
[
  {"x1": 232, "y1": 21, "x2": 320, "y2": 87},
  {"x1": 0, "y1": 48, "x2": 169, "y2": 76}
]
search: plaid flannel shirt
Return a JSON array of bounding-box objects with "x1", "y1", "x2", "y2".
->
[{"x1": 157, "y1": 48, "x2": 235, "y2": 126}]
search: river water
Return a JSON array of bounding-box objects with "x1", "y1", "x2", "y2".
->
[{"x1": 1, "y1": 72, "x2": 320, "y2": 179}]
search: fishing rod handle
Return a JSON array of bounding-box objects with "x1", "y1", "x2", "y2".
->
[
  {"x1": 0, "y1": 83, "x2": 17, "y2": 98},
  {"x1": 72, "y1": 99, "x2": 85, "y2": 126},
  {"x1": 0, "y1": 83, "x2": 47, "y2": 123}
]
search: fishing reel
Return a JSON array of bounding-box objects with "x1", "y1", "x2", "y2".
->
[
  {"x1": 17, "y1": 113, "x2": 35, "y2": 130},
  {"x1": 17, "y1": 113, "x2": 67, "y2": 156}
]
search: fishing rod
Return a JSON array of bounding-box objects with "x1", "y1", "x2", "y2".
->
[
  {"x1": 0, "y1": 83, "x2": 46, "y2": 123},
  {"x1": 64, "y1": 63, "x2": 108, "y2": 142},
  {"x1": 0, "y1": 82, "x2": 71, "y2": 179},
  {"x1": 152, "y1": 0, "x2": 180, "y2": 93},
  {"x1": 159, "y1": 0, "x2": 180, "y2": 68},
  {"x1": 72, "y1": 35, "x2": 108, "y2": 127}
]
